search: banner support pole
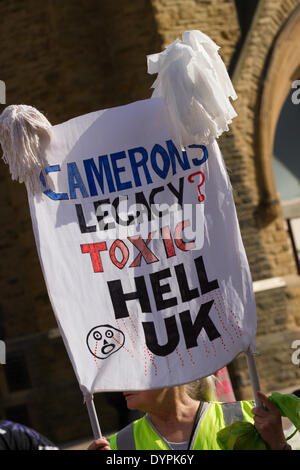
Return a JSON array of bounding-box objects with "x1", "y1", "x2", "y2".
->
[
  {"x1": 85, "y1": 394, "x2": 102, "y2": 440},
  {"x1": 245, "y1": 349, "x2": 263, "y2": 408}
]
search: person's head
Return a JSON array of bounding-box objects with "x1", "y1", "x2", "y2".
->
[
  {"x1": 123, "y1": 389, "x2": 166, "y2": 413},
  {"x1": 122, "y1": 375, "x2": 217, "y2": 412}
]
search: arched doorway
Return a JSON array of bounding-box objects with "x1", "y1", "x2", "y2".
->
[
  {"x1": 257, "y1": 4, "x2": 300, "y2": 274},
  {"x1": 273, "y1": 85, "x2": 300, "y2": 271}
]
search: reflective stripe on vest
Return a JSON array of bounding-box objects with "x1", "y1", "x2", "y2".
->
[
  {"x1": 116, "y1": 422, "x2": 135, "y2": 450},
  {"x1": 221, "y1": 401, "x2": 244, "y2": 426},
  {"x1": 112, "y1": 401, "x2": 254, "y2": 450}
]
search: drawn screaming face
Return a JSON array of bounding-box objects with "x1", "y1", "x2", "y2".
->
[{"x1": 86, "y1": 325, "x2": 125, "y2": 360}]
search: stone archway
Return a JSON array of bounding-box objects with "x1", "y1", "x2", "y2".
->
[{"x1": 257, "y1": 3, "x2": 300, "y2": 222}]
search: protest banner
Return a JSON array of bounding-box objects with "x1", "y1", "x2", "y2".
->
[{"x1": 24, "y1": 94, "x2": 256, "y2": 395}]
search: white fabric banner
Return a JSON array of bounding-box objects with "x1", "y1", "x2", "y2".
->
[{"x1": 28, "y1": 97, "x2": 257, "y2": 395}]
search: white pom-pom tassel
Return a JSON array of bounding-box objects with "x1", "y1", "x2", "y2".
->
[
  {"x1": 147, "y1": 30, "x2": 238, "y2": 147},
  {"x1": 0, "y1": 104, "x2": 52, "y2": 194}
]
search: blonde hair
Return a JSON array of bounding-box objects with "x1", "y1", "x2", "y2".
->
[{"x1": 185, "y1": 375, "x2": 217, "y2": 402}]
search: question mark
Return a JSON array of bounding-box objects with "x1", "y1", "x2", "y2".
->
[{"x1": 188, "y1": 171, "x2": 205, "y2": 202}]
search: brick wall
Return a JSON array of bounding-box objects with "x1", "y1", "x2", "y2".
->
[{"x1": 151, "y1": 0, "x2": 240, "y2": 67}]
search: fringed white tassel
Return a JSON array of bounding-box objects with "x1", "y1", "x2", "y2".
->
[
  {"x1": 0, "y1": 104, "x2": 52, "y2": 194},
  {"x1": 147, "y1": 30, "x2": 237, "y2": 147}
]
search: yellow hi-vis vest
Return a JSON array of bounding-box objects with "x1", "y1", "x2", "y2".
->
[{"x1": 109, "y1": 400, "x2": 254, "y2": 450}]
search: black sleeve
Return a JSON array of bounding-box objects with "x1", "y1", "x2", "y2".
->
[{"x1": 0, "y1": 421, "x2": 59, "y2": 450}]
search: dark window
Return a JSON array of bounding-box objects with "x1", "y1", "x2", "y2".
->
[
  {"x1": 4, "y1": 352, "x2": 31, "y2": 392},
  {"x1": 273, "y1": 89, "x2": 300, "y2": 201},
  {"x1": 273, "y1": 88, "x2": 300, "y2": 273}
]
